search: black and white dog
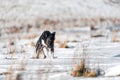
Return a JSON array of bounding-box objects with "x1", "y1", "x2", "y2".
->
[{"x1": 34, "y1": 30, "x2": 56, "y2": 59}]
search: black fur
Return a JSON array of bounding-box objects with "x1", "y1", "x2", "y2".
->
[{"x1": 35, "y1": 30, "x2": 56, "y2": 59}]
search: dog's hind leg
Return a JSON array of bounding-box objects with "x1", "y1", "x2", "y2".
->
[
  {"x1": 36, "y1": 50, "x2": 40, "y2": 59},
  {"x1": 36, "y1": 47, "x2": 43, "y2": 59}
]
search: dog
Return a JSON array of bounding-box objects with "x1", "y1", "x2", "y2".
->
[{"x1": 34, "y1": 30, "x2": 56, "y2": 59}]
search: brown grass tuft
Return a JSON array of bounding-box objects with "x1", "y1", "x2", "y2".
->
[
  {"x1": 99, "y1": 17, "x2": 106, "y2": 22},
  {"x1": 111, "y1": 31, "x2": 118, "y2": 42},
  {"x1": 73, "y1": 60, "x2": 85, "y2": 71},
  {"x1": 90, "y1": 24, "x2": 95, "y2": 30},
  {"x1": 70, "y1": 70, "x2": 82, "y2": 77},
  {"x1": 8, "y1": 26, "x2": 21, "y2": 34},
  {"x1": 9, "y1": 39, "x2": 14, "y2": 46},
  {"x1": 59, "y1": 41, "x2": 67, "y2": 48},
  {"x1": 71, "y1": 60, "x2": 99, "y2": 78},
  {"x1": 112, "y1": 36, "x2": 117, "y2": 42},
  {"x1": 0, "y1": 71, "x2": 11, "y2": 75},
  {"x1": 23, "y1": 33, "x2": 37, "y2": 39},
  {"x1": 83, "y1": 69, "x2": 97, "y2": 77},
  {"x1": 29, "y1": 41, "x2": 35, "y2": 47},
  {"x1": 71, "y1": 59, "x2": 85, "y2": 77},
  {"x1": 10, "y1": 47, "x2": 16, "y2": 54},
  {"x1": 26, "y1": 24, "x2": 32, "y2": 32}
]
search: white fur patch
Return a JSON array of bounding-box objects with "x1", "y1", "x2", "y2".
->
[
  {"x1": 43, "y1": 47, "x2": 51, "y2": 58},
  {"x1": 42, "y1": 39, "x2": 47, "y2": 47},
  {"x1": 42, "y1": 39, "x2": 54, "y2": 58}
]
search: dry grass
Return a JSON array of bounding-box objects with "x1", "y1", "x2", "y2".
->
[
  {"x1": 29, "y1": 41, "x2": 35, "y2": 47},
  {"x1": 8, "y1": 26, "x2": 21, "y2": 34},
  {"x1": 99, "y1": 17, "x2": 106, "y2": 22},
  {"x1": 9, "y1": 38, "x2": 15, "y2": 46},
  {"x1": 0, "y1": 72, "x2": 11, "y2": 75},
  {"x1": 71, "y1": 59, "x2": 85, "y2": 77},
  {"x1": 71, "y1": 44, "x2": 102, "y2": 78},
  {"x1": 111, "y1": 31, "x2": 118, "y2": 42},
  {"x1": 5, "y1": 45, "x2": 25, "y2": 80},
  {"x1": 59, "y1": 41, "x2": 67, "y2": 48},
  {"x1": 55, "y1": 40, "x2": 68, "y2": 48},
  {"x1": 70, "y1": 70, "x2": 83, "y2": 77},
  {"x1": 26, "y1": 24, "x2": 32, "y2": 32},
  {"x1": 90, "y1": 24, "x2": 95, "y2": 31},
  {"x1": 1, "y1": 17, "x2": 120, "y2": 37},
  {"x1": 83, "y1": 69, "x2": 97, "y2": 77},
  {"x1": 72, "y1": 59, "x2": 85, "y2": 72},
  {"x1": 8, "y1": 46, "x2": 15, "y2": 80},
  {"x1": 112, "y1": 36, "x2": 117, "y2": 42},
  {"x1": 71, "y1": 59, "x2": 98, "y2": 77},
  {"x1": 9, "y1": 47, "x2": 16, "y2": 54},
  {"x1": 23, "y1": 33, "x2": 37, "y2": 39}
]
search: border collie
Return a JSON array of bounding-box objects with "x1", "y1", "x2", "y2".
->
[{"x1": 34, "y1": 30, "x2": 56, "y2": 59}]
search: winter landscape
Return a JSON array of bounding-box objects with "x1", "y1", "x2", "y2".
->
[{"x1": 0, "y1": 0, "x2": 120, "y2": 80}]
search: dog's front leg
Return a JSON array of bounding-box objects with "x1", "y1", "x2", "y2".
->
[
  {"x1": 51, "y1": 48, "x2": 54, "y2": 59},
  {"x1": 51, "y1": 52, "x2": 54, "y2": 59},
  {"x1": 42, "y1": 47, "x2": 49, "y2": 59},
  {"x1": 42, "y1": 50, "x2": 46, "y2": 59}
]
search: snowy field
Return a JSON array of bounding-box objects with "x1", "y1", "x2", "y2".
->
[
  {"x1": 0, "y1": 27, "x2": 120, "y2": 80},
  {"x1": 0, "y1": 0, "x2": 120, "y2": 80}
]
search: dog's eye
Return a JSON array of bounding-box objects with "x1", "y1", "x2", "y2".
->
[{"x1": 48, "y1": 40, "x2": 51, "y2": 43}]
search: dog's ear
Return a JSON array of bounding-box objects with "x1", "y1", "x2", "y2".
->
[
  {"x1": 44, "y1": 32, "x2": 48, "y2": 38},
  {"x1": 52, "y1": 32, "x2": 56, "y2": 37},
  {"x1": 43, "y1": 31, "x2": 49, "y2": 38},
  {"x1": 51, "y1": 32, "x2": 56, "y2": 40}
]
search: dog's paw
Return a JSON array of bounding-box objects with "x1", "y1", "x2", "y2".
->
[
  {"x1": 31, "y1": 57, "x2": 35, "y2": 59},
  {"x1": 43, "y1": 55, "x2": 46, "y2": 59},
  {"x1": 31, "y1": 56, "x2": 40, "y2": 59},
  {"x1": 52, "y1": 56, "x2": 57, "y2": 59}
]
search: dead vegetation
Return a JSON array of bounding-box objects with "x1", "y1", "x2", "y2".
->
[
  {"x1": 0, "y1": 16, "x2": 120, "y2": 79},
  {"x1": 55, "y1": 40, "x2": 68, "y2": 48},
  {"x1": 71, "y1": 44, "x2": 103, "y2": 78},
  {"x1": 1, "y1": 17, "x2": 120, "y2": 35},
  {"x1": 23, "y1": 33, "x2": 37, "y2": 39},
  {"x1": 71, "y1": 63, "x2": 99, "y2": 78},
  {"x1": 59, "y1": 41, "x2": 67, "y2": 48},
  {"x1": 9, "y1": 47, "x2": 16, "y2": 54},
  {"x1": 111, "y1": 31, "x2": 118, "y2": 42},
  {"x1": 29, "y1": 41, "x2": 35, "y2": 47},
  {"x1": 26, "y1": 24, "x2": 32, "y2": 32},
  {"x1": 0, "y1": 71, "x2": 11, "y2": 75},
  {"x1": 83, "y1": 69, "x2": 97, "y2": 77},
  {"x1": 9, "y1": 38, "x2": 15, "y2": 46},
  {"x1": 71, "y1": 58, "x2": 99, "y2": 77},
  {"x1": 6, "y1": 45, "x2": 25, "y2": 80},
  {"x1": 8, "y1": 26, "x2": 21, "y2": 34}
]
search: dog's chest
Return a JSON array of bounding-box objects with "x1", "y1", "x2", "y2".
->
[{"x1": 41, "y1": 39, "x2": 47, "y2": 47}]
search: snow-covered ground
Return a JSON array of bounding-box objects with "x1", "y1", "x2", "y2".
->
[
  {"x1": 0, "y1": 27, "x2": 120, "y2": 80},
  {"x1": 0, "y1": 0, "x2": 120, "y2": 80}
]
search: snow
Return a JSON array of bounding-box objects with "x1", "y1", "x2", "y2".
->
[
  {"x1": 105, "y1": 65, "x2": 120, "y2": 77},
  {"x1": 0, "y1": 0, "x2": 120, "y2": 28},
  {"x1": 0, "y1": 0, "x2": 120, "y2": 80}
]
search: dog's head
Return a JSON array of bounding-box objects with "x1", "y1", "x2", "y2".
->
[{"x1": 42, "y1": 31, "x2": 56, "y2": 49}]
